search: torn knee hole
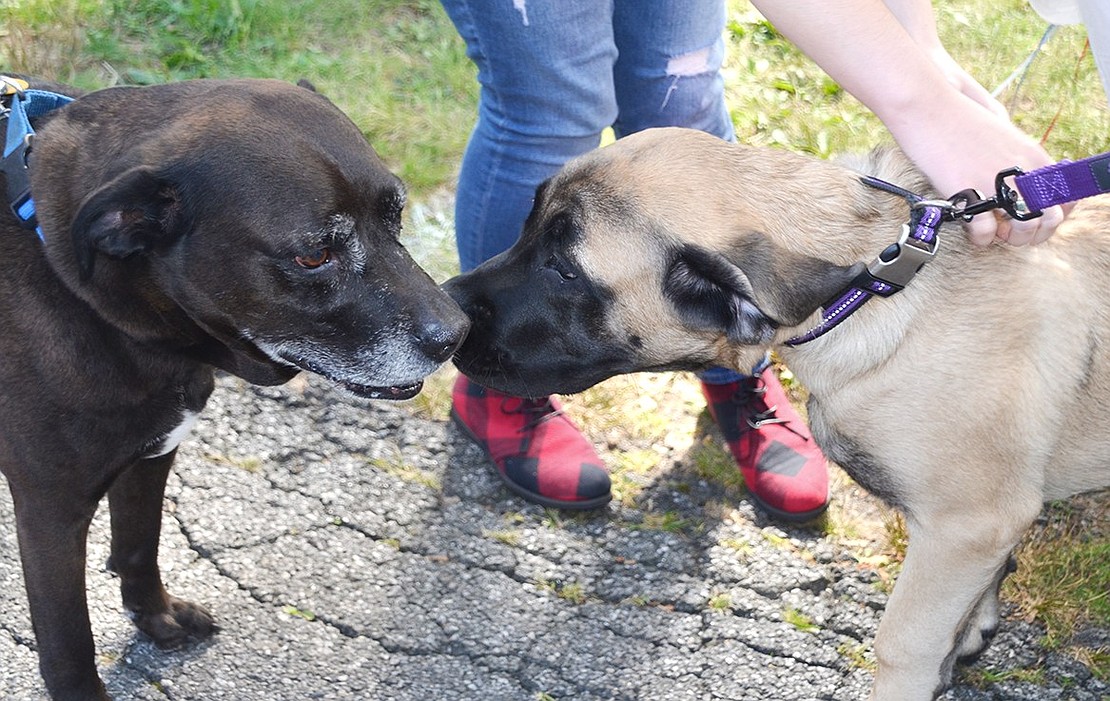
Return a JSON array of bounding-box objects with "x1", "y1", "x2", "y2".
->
[{"x1": 666, "y1": 47, "x2": 713, "y2": 77}]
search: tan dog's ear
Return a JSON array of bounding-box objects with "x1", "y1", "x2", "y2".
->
[
  {"x1": 665, "y1": 240, "x2": 862, "y2": 344},
  {"x1": 664, "y1": 243, "x2": 778, "y2": 345},
  {"x1": 70, "y1": 166, "x2": 192, "y2": 280},
  {"x1": 722, "y1": 234, "x2": 864, "y2": 327}
]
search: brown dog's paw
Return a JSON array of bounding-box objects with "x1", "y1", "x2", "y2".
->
[{"x1": 134, "y1": 596, "x2": 217, "y2": 649}]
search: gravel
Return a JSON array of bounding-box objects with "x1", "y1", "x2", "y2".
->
[{"x1": 0, "y1": 373, "x2": 1105, "y2": 701}]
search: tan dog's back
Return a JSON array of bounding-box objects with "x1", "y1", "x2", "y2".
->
[{"x1": 1027, "y1": 196, "x2": 1110, "y2": 497}]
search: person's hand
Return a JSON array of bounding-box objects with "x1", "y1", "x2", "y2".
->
[
  {"x1": 924, "y1": 45, "x2": 1010, "y2": 120},
  {"x1": 750, "y1": 0, "x2": 1068, "y2": 246},
  {"x1": 885, "y1": 90, "x2": 1067, "y2": 246}
]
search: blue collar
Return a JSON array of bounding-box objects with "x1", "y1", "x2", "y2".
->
[{"x1": 2, "y1": 77, "x2": 74, "y2": 240}]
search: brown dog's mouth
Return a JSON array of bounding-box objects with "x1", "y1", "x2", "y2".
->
[
  {"x1": 343, "y1": 379, "x2": 423, "y2": 401},
  {"x1": 249, "y1": 337, "x2": 424, "y2": 401}
]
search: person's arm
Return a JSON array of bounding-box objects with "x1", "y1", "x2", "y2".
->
[
  {"x1": 750, "y1": 0, "x2": 1065, "y2": 245},
  {"x1": 883, "y1": 0, "x2": 1009, "y2": 118}
]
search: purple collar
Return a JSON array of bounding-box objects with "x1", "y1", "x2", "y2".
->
[{"x1": 785, "y1": 178, "x2": 944, "y2": 346}]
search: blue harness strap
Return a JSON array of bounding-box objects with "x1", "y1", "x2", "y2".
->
[{"x1": 1, "y1": 79, "x2": 75, "y2": 239}]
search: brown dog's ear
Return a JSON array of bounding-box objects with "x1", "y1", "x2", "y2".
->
[
  {"x1": 664, "y1": 244, "x2": 778, "y2": 345},
  {"x1": 70, "y1": 166, "x2": 192, "y2": 280}
]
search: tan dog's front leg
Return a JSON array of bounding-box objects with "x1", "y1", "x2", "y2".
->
[{"x1": 869, "y1": 497, "x2": 1041, "y2": 700}]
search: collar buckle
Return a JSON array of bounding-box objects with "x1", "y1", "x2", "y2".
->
[
  {"x1": 1, "y1": 81, "x2": 74, "y2": 235},
  {"x1": 865, "y1": 220, "x2": 938, "y2": 289}
]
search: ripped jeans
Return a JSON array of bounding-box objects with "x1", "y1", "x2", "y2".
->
[
  {"x1": 439, "y1": 0, "x2": 733, "y2": 272},
  {"x1": 441, "y1": 0, "x2": 756, "y2": 382}
]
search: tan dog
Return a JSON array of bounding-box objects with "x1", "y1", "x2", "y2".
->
[{"x1": 444, "y1": 127, "x2": 1110, "y2": 700}]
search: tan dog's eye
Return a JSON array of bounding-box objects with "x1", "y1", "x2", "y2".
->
[
  {"x1": 295, "y1": 248, "x2": 331, "y2": 269},
  {"x1": 543, "y1": 254, "x2": 577, "y2": 281}
]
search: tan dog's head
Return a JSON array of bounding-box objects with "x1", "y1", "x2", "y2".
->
[{"x1": 445, "y1": 127, "x2": 886, "y2": 397}]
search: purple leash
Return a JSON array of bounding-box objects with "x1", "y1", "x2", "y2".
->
[
  {"x1": 786, "y1": 152, "x2": 1110, "y2": 346},
  {"x1": 1013, "y1": 152, "x2": 1110, "y2": 214}
]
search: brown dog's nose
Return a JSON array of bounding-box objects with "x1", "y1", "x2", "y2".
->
[{"x1": 413, "y1": 315, "x2": 470, "y2": 363}]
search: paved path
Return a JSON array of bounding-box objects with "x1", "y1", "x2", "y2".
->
[{"x1": 1, "y1": 374, "x2": 1106, "y2": 700}]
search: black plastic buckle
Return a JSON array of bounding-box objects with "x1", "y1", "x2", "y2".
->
[{"x1": 1, "y1": 117, "x2": 37, "y2": 230}]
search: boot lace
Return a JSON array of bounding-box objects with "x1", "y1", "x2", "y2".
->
[
  {"x1": 502, "y1": 396, "x2": 563, "y2": 433},
  {"x1": 735, "y1": 377, "x2": 805, "y2": 439}
]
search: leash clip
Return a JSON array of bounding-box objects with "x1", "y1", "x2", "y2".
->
[{"x1": 946, "y1": 167, "x2": 1042, "y2": 223}]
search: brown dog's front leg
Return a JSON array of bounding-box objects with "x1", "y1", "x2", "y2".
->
[
  {"x1": 107, "y1": 452, "x2": 215, "y2": 649},
  {"x1": 11, "y1": 485, "x2": 106, "y2": 701}
]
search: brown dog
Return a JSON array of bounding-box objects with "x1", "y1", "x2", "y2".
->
[
  {"x1": 444, "y1": 127, "x2": 1110, "y2": 700},
  {"x1": 0, "y1": 77, "x2": 468, "y2": 700}
]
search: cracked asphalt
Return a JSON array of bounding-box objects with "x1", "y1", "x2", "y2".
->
[{"x1": 1, "y1": 373, "x2": 1106, "y2": 700}]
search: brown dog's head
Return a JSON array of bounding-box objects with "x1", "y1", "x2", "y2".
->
[
  {"x1": 445, "y1": 127, "x2": 887, "y2": 397},
  {"x1": 29, "y1": 79, "x2": 468, "y2": 399}
]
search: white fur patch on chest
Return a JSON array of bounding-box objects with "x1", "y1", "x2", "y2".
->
[{"x1": 144, "y1": 410, "x2": 200, "y2": 459}]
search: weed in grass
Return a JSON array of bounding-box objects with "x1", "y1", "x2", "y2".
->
[
  {"x1": 708, "y1": 592, "x2": 732, "y2": 613},
  {"x1": 1004, "y1": 499, "x2": 1110, "y2": 678},
  {"x1": 836, "y1": 642, "x2": 876, "y2": 672},
  {"x1": 630, "y1": 511, "x2": 699, "y2": 535},
  {"x1": 609, "y1": 448, "x2": 661, "y2": 507},
  {"x1": 2, "y1": 0, "x2": 109, "y2": 81},
  {"x1": 366, "y1": 455, "x2": 441, "y2": 491},
  {"x1": 556, "y1": 581, "x2": 588, "y2": 605},
  {"x1": 97, "y1": 651, "x2": 121, "y2": 665},
  {"x1": 204, "y1": 452, "x2": 261, "y2": 472},
  {"x1": 782, "y1": 607, "x2": 818, "y2": 633},
  {"x1": 404, "y1": 366, "x2": 456, "y2": 420},
  {"x1": 881, "y1": 511, "x2": 909, "y2": 563},
  {"x1": 536, "y1": 579, "x2": 588, "y2": 605},
  {"x1": 483, "y1": 529, "x2": 520, "y2": 547},
  {"x1": 960, "y1": 665, "x2": 1047, "y2": 689},
  {"x1": 719, "y1": 537, "x2": 754, "y2": 562},
  {"x1": 541, "y1": 509, "x2": 565, "y2": 530},
  {"x1": 574, "y1": 375, "x2": 682, "y2": 441},
  {"x1": 282, "y1": 604, "x2": 316, "y2": 621},
  {"x1": 1080, "y1": 648, "x2": 1110, "y2": 683},
  {"x1": 761, "y1": 529, "x2": 793, "y2": 551},
  {"x1": 691, "y1": 435, "x2": 747, "y2": 495}
]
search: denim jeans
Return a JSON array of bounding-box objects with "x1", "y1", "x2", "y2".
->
[
  {"x1": 441, "y1": 0, "x2": 753, "y2": 380},
  {"x1": 440, "y1": 0, "x2": 733, "y2": 271}
]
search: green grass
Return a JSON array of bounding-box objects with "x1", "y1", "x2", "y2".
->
[
  {"x1": 723, "y1": 0, "x2": 1109, "y2": 162},
  {"x1": 1004, "y1": 499, "x2": 1110, "y2": 680},
  {"x1": 708, "y1": 592, "x2": 732, "y2": 612},
  {"x1": 3, "y1": 0, "x2": 475, "y2": 198}
]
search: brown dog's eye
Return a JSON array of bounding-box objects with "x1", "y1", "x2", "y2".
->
[{"x1": 295, "y1": 248, "x2": 331, "y2": 269}]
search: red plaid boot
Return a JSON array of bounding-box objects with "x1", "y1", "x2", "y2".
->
[
  {"x1": 701, "y1": 369, "x2": 829, "y2": 522},
  {"x1": 451, "y1": 375, "x2": 611, "y2": 510}
]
